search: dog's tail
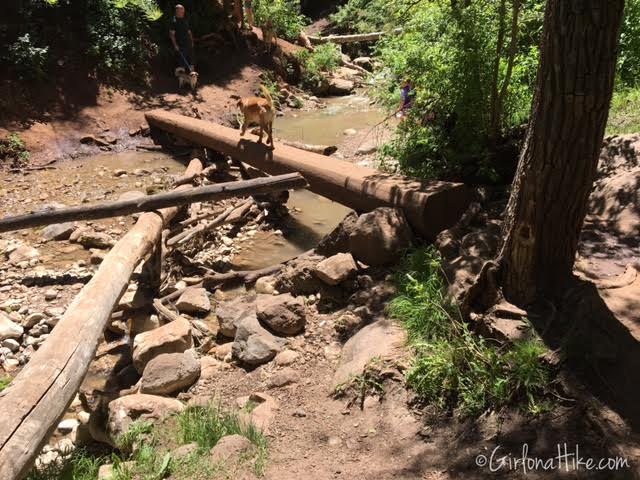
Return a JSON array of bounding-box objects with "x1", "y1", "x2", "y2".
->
[{"x1": 259, "y1": 85, "x2": 274, "y2": 110}]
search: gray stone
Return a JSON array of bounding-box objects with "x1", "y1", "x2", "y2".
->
[
  {"x1": 140, "y1": 350, "x2": 201, "y2": 395},
  {"x1": 44, "y1": 289, "x2": 58, "y2": 301},
  {"x1": 349, "y1": 208, "x2": 414, "y2": 266},
  {"x1": 232, "y1": 315, "x2": 283, "y2": 367},
  {"x1": 314, "y1": 253, "x2": 357, "y2": 286},
  {"x1": 1, "y1": 338, "x2": 20, "y2": 352},
  {"x1": 76, "y1": 231, "x2": 115, "y2": 249},
  {"x1": 132, "y1": 317, "x2": 193, "y2": 373},
  {"x1": 23, "y1": 312, "x2": 45, "y2": 328},
  {"x1": 256, "y1": 293, "x2": 306, "y2": 336},
  {"x1": 215, "y1": 295, "x2": 256, "y2": 338},
  {"x1": 274, "y1": 349, "x2": 299, "y2": 366},
  {"x1": 0, "y1": 312, "x2": 24, "y2": 341},
  {"x1": 176, "y1": 287, "x2": 211, "y2": 315},
  {"x1": 41, "y1": 222, "x2": 75, "y2": 241}
]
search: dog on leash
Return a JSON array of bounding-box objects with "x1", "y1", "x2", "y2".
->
[
  {"x1": 175, "y1": 67, "x2": 198, "y2": 91},
  {"x1": 262, "y1": 21, "x2": 277, "y2": 54},
  {"x1": 237, "y1": 85, "x2": 275, "y2": 149}
]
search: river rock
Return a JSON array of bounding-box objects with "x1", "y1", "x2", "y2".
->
[
  {"x1": 215, "y1": 294, "x2": 257, "y2": 338},
  {"x1": 255, "y1": 276, "x2": 276, "y2": 295},
  {"x1": 8, "y1": 245, "x2": 39, "y2": 265},
  {"x1": 314, "y1": 253, "x2": 357, "y2": 286},
  {"x1": 232, "y1": 315, "x2": 283, "y2": 367},
  {"x1": 328, "y1": 78, "x2": 355, "y2": 95},
  {"x1": 23, "y1": 312, "x2": 45, "y2": 328},
  {"x1": 107, "y1": 394, "x2": 184, "y2": 444},
  {"x1": 41, "y1": 222, "x2": 75, "y2": 242},
  {"x1": 356, "y1": 143, "x2": 378, "y2": 156},
  {"x1": 353, "y1": 56, "x2": 373, "y2": 71},
  {"x1": 316, "y1": 211, "x2": 358, "y2": 257},
  {"x1": 140, "y1": 349, "x2": 201, "y2": 395},
  {"x1": 0, "y1": 312, "x2": 24, "y2": 341},
  {"x1": 176, "y1": 288, "x2": 211, "y2": 315},
  {"x1": 57, "y1": 418, "x2": 80, "y2": 434},
  {"x1": 1, "y1": 338, "x2": 20, "y2": 352},
  {"x1": 118, "y1": 190, "x2": 146, "y2": 202},
  {"x1": 132, "y1": 317, "x2": 193, "y2": 373},
  {"x1": 273, "y1": 253, "x2": 327, "y2": 295},
  {"x1": 349, "y1": 208, "x2": 414, "y2": 266},
  {"x1": 76, "y1": 231, "x2": 115, "y2": 249},
  {"x1": 256, "y1": 293, "x2": 306, "y2": 336},
  {"x1": 333, "y1": 319, "x2": 406, "y2": 388},
  {"x1": 210, "y1": 434, "x2": 254, "y2": 465},
  {"x1": 274, "y1": 349, "x2": 299, "y2": 366}
]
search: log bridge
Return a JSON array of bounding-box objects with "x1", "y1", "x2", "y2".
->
[{"x1": 145, "y1": 110, "x2": 471, "y2": 239}]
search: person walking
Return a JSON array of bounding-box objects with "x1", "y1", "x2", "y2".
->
[{"x1": 169, "y1": 4, "x2": 194, "y2": 71}]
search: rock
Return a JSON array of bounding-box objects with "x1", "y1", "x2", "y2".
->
[
  {"x1": 333, "y1": 319, "x2": 406, "y2": 388},
  {"x1": 132, "y1": 317, "x2": 193, "y2": 373},
  {"x1": 98, "y1": 464, "x2": 115, "y2": 480},
  {"x1": 140, "y1": 350, "x2": 201, "y2": 395},
  {"x1": 274, "y1": 253, "x2": 328, "y2": 295},
  {"x1": 0, "y1": 312, "x2": 24, "y2": 341},
  {"x1": 343, "y1": 128, "x2": 357, "y2": 136},
  {"x1": 41, "y1": 223, "x2": 75, "y2": 242},
  {"x1": 113, "y1": 169, "x2": 127, "y2": 177},
  {"x1": 172, "y1": 442, "x2": 199, "y2": 460},
  {"x1": 356, "y1": 143, "x2": 378, "y2": 156},
  {"x1": 255, "y1": 276, "x2": 276, "y2": 295},
  {"x1": 314, "y1": 253, "x2": 357, "y2": 286},
  {"x1": 245, "y1": 392, "x2": 277, "y2": 431},
  {"x1": 57, "y1": 418, "x2": 80, "y2": 434},
  {"x1": 349, "y1": 208, "x2": 414, "y2": 266},
  {"x1": 107, "y1": 394, "x2": 184, "y2": 443},
  {"x1": 44, "y1": 289, "x2": 58, "y2": 301},
  {"x1": 1, "y1": 338, "x2": 20, "y2": 352},
  {"x1": 232, "y1": 315, "x2": 283, "y2": 367},
  {"x1": 80, "y1": 134, "x2": 110, "y2": 147},
  {"x1": 119, "y1": 284, "x2": 153, "y2": 310},
  {"x1": 461, "y1": 230, "x2": 500, "y2": 258},
  {"x1": 256, "y1": 293, "x2": 306, "y2": 336},
  {"x1": 8, "y1": 245, "x2": 39, "y2": 265},
  {"x1": 90, "y1": 251, "x2": 106, "y2": 265},
  {"x1": 23, "y1": 312, "x2": 44, "y2": 328},
  {"x1": 176, "y1": 288, "x2": 211, "y2": 315},
  {"x1": 353, "y1": 56, "x2": 373, "y2": 71},
  {"x1": 215, "y1": 295, "x2": 256, "y2": 338},
  {"x1": 210, "y1": 434, "x2": 254, "y2": 465},
  {"x1": 328, "y1": 78, "x2": 354, "y2": 95},
  {"x1": 118, "y1": 190, "x2": 146, "y2": 202},
  {"x1": 274, "y1": 349, "x2": 299, "y2": 366},
  {"x1": 434, "y1": 228, "x2": 462, "y2": 259},
  {"x1": 76, "y1": 231, "x2": 115, "y2": 249},
  {"x1": 268, "y1": 367, "x2": 298, "y2": 388},
  {"x1": 316, "y1": 211, "x2": 358, "y2": 257},
  {"x1": 212, "y1": 342, "x2": 233, "y2": 361}
]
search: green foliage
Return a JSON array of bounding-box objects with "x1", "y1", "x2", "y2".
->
[
  {"x1": 390, "y1": 247, "x2": 551, "y2": 416},
  {"x1": 618, "y1": 0, "x2": 640, "y2": 86},
  {"x1": 0, "y1": 377, "x2": 12, "y2": 392},
  {"x1": 330, "y1": 0, "x2": 418, "y2": 34},
  {"x1": 254, "y1": 0, "x2": 306, "y2": 41},
  {"x1": 296, "y1": 43, "x2": 341, "y2": 89},
  {"x1": 0, "y1": 134, "x2": 30, "y2": 168},
  {"x1": 26, "y1": 449, "x2": 106, "y2": 480},
  {"x1": 607, "y1": 87, "x2": 640, "y2": 134},
  {"x1": 6, "y1": 34, "x2": 49, "y2": 80}
]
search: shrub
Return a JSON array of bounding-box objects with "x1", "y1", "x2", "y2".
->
[
  {"x1": 389, "y1": 247, "x2": 551, "y2": 416},
  {"x1": 254, "y1": 0, "x2": 306, "y2": 41},
  {"x1": 6, "y1": 34, "x2": 49, "y2": 80},
  {"x1": 0, "y1": 134, "x2": 30, "y2": 168},
  {"x1": 296, "y1": 42, "x2": 341, "y2": 89}
]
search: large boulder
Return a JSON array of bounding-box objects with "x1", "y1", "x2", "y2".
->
[
  {"x1": 0, "y1": 312, "x2": 23, "y2": 341},
  {"x1": 328, "y1": 78, "x2": 355, "y2": 95},
  {"x1": 273, "y1": 253, "x2": 327, "y2": 295},
  {"x1": 349, "y1": 208, "x2": 414, "y2": 266},
  {"x1": 107, "y1": 394, "x2": 184, "y2": 444},
  {"x1": 256, "y1": 293, "x2": 306, "y2": 336},
  {"x1": 333, "y1": 319, "x2": 406, "y2": 388},
  {"x1": 41, "y1": 222, "x2": 75, "y2": 242},
  {"x1": 140, "y1": 350, "x2": 201, "y2": 395},
  {"x1": 132, "y1": 317, "x2": 192, "y2": 373},
  {"x1": 314, "y1": 253, "x2": 357, "y2": 286},
  {"x1": 215, "y1": 295, "x2": 257, "y2": 338},
  {"x1": 232, "y1": 315, "x2": 283, "y2": 367},
  {"x1": 176, "y1": 288, "x2": 211, "y2": 315}
]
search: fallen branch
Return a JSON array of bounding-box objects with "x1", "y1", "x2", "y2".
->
[
  {"x1": 172, "y1": 164, "x2": 219, "y2": 187},
  {"x1": 0, "y1": 173, "x2": 307, "y2": 233},
  {"x1": 279, "y1": 140, "x2": 337, "y2": 156},
  {"x1": 308, "y1": 28, "x2": 402, "y2": 45},
  {"x1": 202, "y1": 263, "x2": 284, "y2": 290}
]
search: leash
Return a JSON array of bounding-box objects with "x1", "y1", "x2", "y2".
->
[{"x1": 177, "y1": 48, "x2": 192, "y2": 73}]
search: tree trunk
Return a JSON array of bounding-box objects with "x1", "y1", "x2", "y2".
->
[
  {"x1": 489, "y1": 0, "x2": 508, "y2": 140},
  {"x1": 498, "y1": 0, "x2": 624, "y2": 305},
  {"x1": 495, "y1": 0, "x2": 521, "y2": 131}
]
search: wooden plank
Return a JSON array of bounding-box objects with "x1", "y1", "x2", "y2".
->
[
  {"x1": 0, "y1": 173, "x2": 308, "y2": 234},
  {"x1": 0, "y1": 159, "x2": 204, "y2": 480}
]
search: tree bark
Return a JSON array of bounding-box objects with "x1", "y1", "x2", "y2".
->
[{"x1": 498, "y1": 0, "x2": 625, "y2": 305}]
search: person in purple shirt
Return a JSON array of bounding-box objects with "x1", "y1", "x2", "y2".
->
[{"x1": 398, "y1": 78, "x2": 416, "y2": 118}]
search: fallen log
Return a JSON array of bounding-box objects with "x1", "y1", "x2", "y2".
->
[
  {"x1": 0, "y1": 159, "x2": 204, "y2": 480},
  {"x1": 145, "y1": 110, "x2": 471, "y2": 239},
  {"x1": 0, "y1": 173, "x2": 307, "y2": 234},
  {"x1": 308, "y1": 28, "x2": 403, "y2": 45},
  {"x1": 279, "y1": 140, "x2": 338, "y2": 156},
  {"x1": 202, "y1": 263, "x2": 285, "y2": 290}
]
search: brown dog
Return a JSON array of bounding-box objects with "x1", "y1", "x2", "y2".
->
[
  {"x1": 262, "y1": 21, "x2": 277, "y2": 54},
  {"x1": 238, "y1": 85, "x2": 275, "y2": 149}
]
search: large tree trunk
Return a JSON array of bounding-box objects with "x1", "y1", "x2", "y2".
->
[{"x1": 498, "y1": 0, "x2": 624, "y2": 306}]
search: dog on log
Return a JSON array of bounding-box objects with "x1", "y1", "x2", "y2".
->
[{"x1": 238, "y1": 85, "x2": 275, "y2": 149}]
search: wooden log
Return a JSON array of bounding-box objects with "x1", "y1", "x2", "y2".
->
[
  {"x1": 202, "y1": 263, "x2": 284, "y2": 290},
  {"x1": 0, "y1": 173, "x2": 307, "y2": 234},
  {"x1": 144, "y1": 110, "x2": 472, "y2": 239},
  {"x1": 308, "y1": 28, "x2": 403, "y2": 45},
  {"x1": 0, "y1": 159, "x2": 204, "y2": 480}
]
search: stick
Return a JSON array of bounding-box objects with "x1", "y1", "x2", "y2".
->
[{"x1": 0, "y1": 173, "x2": 307, "y2": 233}]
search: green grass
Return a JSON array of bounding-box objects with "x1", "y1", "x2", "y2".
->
[
  {"x1": 296, "y1": 43, "x2": 342, "y2": 90},
  {"x1": 607, "y1": 87, "x2": 640, "y2": 135},
  {"x1": 389, "y1": 247, "x2": 551, "y2": 416},
  {"x1": 27, "y1": 403, "x2": 268, "y2": 480},
  {"x1": 0, "y1": 377, "x2": 12, "y2": 392}
]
